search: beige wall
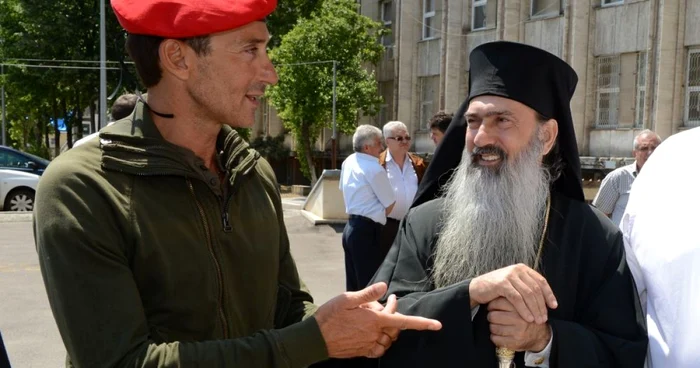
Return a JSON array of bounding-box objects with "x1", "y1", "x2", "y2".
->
[{"x1": 260, "y1": 0, "x2": 697, "y2": 161}]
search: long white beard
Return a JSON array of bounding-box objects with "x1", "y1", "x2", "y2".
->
[{"x1": 432, "y1": 136, "x2": 551, "y2": 288}]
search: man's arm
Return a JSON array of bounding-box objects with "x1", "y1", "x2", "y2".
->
[
  {"x1": 548, "y1": 232, "x2": 648, "y2": 367},
  {"x1": 35, "y1": 160, "x2": 327, "y2": 368},
  {"x1": 367, "y1": 169, "x2": 395, "y2": 213},
  {"x1": 592, "y1": 172, "x2": 619, "y2": 217}
]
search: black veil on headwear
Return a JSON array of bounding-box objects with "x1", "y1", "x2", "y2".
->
[{"x1": 411, "y1": 41, "x2": 584, "y2": 208}]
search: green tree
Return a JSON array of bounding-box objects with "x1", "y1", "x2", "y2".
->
[
  {"x1": 266, "y1": 0, "x2": 323, "y2": 49},
  {"x1": 0, "y1": 0, "x2": 128, "y2": 156},
  {"x1": 267, "y1": 0, "x2": 384, "y2": 183}
]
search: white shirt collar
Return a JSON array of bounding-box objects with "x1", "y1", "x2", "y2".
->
[
  {"x1": 386, "y1": 150, "x2": 408, "y2": 163},
  {"x1": 356, "y1": 152, "x2": 377, "y2": 161}
]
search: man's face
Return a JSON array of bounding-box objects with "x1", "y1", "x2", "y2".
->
[
  {"x1": 465, "y1": 95, "x2": 556, "y2": 172},
  {"x1": 633, "y1": 134, "x2": 661, "y2": 170},
  {"x1": 429, "y1": 128, "x2": 444, "y2": 146},
  {"x1": 364, "y1": 136, "x2": 384, "y2": 158},
  {"x1": 186, "y1": 22, "x2": 278, "y2": 128},
  {"x1": 385, "y1": 128, "x2": 411, "y2": 157}
]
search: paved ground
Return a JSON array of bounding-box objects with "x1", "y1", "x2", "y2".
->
[{"x1": 0, "y1": 198, "x2": 345, "y2": 367}]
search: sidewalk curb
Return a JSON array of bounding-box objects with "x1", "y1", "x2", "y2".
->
[{"x1": 0, "y1": 213, "x2": 33, "y2": 223}]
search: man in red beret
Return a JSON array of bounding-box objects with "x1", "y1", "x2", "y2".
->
[{"x1": 33, "y1": 1, "x2": 441, "y2": 367}]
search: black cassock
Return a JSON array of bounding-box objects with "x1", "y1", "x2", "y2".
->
[{"x1": 364, "y1": 192, "x2": 647, "y2": 368}]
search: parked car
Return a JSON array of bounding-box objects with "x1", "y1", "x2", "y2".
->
[
  {"x1": 0, "y1": 145, "x2": 50, "y2": 175},
  {"x1": 0, "y1": 169, "x2": 40, "y2": 212}
]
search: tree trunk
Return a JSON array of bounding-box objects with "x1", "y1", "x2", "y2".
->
[
  {"x1": 89, "y1": 102, "x2": 96, "y2": 134},
  {"x1": 52, "y1": 99, "x2": 60, "y2": 158},
  {"x1": 43, "y1": 114, "x2": 50, "y2": 150},
  {"x1": 63, "y1": 98, "x2": 73, "y2": 149},
  {"x1": 35, "y1": 117, "x2": 43, "y2": 148},
  {"x1": 75, "y1": 90, "x2": 83, "y2": 140},
  {"x1": 301, "y1": 123, "x2": 318, "y2": 185}
]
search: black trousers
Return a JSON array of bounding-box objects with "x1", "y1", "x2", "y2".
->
[
  {"x1": 341, "y1": 215, "x2": 384, "y2": 292},
  {"x1": 379, "y1": 218, "x2": 401, "y2": 261}
]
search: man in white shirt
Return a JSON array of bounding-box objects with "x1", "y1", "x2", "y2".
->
[
  {"x1": 378, "y1": 121, "x2": 426, "y2": 258},
  {"x1": 339, "y1": 125, "x2": 396, "y2": 291},
  {"x1": 621, "y1": 127, "x2": 700, "y2": 368},
  {"x1": 592, "y1": 129, "x2": 661, "y2": 225}
]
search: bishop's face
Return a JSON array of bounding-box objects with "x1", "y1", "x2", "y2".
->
[{"x1": 465, "y1": 95, "x2": 557, "y2": 173}]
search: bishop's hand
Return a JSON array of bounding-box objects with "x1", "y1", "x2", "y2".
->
[
  {"x1": 468, "y1": 264, "x2": 558, "y2": 324},
  {"x1": 487, "y1": 297, "x2": 552, "y2": 352}
]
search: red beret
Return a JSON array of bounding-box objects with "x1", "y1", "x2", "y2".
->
[{"x1": 111, "y1": 0, "x2": 277, "y2": 38}]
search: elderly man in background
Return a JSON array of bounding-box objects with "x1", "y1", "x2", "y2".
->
[
  {"x1": 428, "y1": 111, "x2": 453, "y2": 146},
  {"x1": 378, "y1": 121, "x2": 426, "y2": 259},
  {"x1": 340, "y1": 125, "x2": 396, "y2": 292},
  {"x1": 592, "y1": 129, "x2": 661, "y2": 226}
]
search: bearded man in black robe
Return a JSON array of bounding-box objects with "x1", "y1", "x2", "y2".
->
[{"x1": 368, "y1": 42, "x2": 648, "y2": 367}]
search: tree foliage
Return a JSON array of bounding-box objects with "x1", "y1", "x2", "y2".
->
[
  {"x1": 0, "y1": 0, "x2": 134, "y2": 157},
  {"x1": 267, "y1": 0, "x2": 384, "y2": 183}
]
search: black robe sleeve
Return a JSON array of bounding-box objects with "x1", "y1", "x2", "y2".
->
[{"x1": 546, "y1": 226, "x2": 648, "y2": 367}]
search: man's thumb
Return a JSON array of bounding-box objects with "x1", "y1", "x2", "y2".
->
[{"x1": 346, "y1": 282, "x2": 388, "y2": 307}]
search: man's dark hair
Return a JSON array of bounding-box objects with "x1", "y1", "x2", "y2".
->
[
  {"x1": 125, "y1": 34, "x2": 212, "y2": 88},
  {"x1": 428, "y1": 111, "x2": 453, "y2": 133},
  {"x1": 110, "y1": 94, "x2": 138, "y2": 121}
]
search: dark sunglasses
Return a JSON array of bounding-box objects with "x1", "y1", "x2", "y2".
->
[{"x1": 388, "y1": 136, "x2": 412, "y2": 143}]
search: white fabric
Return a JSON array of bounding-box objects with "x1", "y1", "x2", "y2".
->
[
  {"x1": 524, "y1": 328, "x2": 552, "y2": 368},
  {"x1": 384, "y1": 150, "x2": 418, "y2": 220},
  {"x1": 339, "y1": 152, "x2": 395, "y2": 225},
  {"x1": 621, "y1": 127, "x2": 700, "y2": 368},
  {"x1": 592, "y1": 162, "x2": 637, "y2": 226},
  {"x1": 470, "y1": 306, "x2": 552, "y2": 366}
]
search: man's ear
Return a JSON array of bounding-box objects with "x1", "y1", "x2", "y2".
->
[
  {"x1": 158, "y1": 39, "x2": 193, "y2": 82},
  {"x1": 540, "y1": 119, "x2": 558, "y2": 155}
]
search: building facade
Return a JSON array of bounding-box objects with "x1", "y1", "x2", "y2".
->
[{"x1": 251, "y1": 0, "x2": 700, "y2": 173}]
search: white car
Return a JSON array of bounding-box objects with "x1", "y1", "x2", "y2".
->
[{"x1": 0, "y1": 169, "x2": 40, "y2": 212}]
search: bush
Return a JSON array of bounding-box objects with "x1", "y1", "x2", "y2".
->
[{"x1": 249, "y1": 134, "x2": 290, "y2": 161}]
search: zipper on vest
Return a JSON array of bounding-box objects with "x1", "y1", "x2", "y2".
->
[
  {"x1": 221, "y1": 211, "x2": 232, "y2": 232},
  {"x1": 186, "y1": 179, "x2": 229, "y2": 338}
]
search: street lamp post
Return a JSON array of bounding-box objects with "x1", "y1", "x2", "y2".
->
[
  {"x1": 331, "y1": 60, "x2": 337, "y2": 169},
  {"x1": 1, "y1": 64, "x2": 6, "y2": 146},
  {"x1": 99, "y1": 0, "x2": 107, "y2": 130}
]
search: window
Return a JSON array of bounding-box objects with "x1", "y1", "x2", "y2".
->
[
  {"x1": 634, "y1": 52, "x2": 647, "y2": 128},
  {"x1": 595, "y1": 55, "x2": 621, "y2": 128},
  {"x1": 686, "y1": 49, "x2": 700, "y2": 127},
  {"x1": 531, "y1": 0, "x2": 561, "y2": 18},
  {"x1": 602, "y1": 0, "x2": 623, "y2": 6},
  {"x1": 0, "y1": 150, "x2": 31, "y2": 170},
  {"x1": 380, "y1": 1, "x2": 394, "y2": 48},
  {"x1": 422, "y1": 0, "x2": 436, "y2": 39},
  {"x1": 419, "y1": 76, "x2": 439, "y2": 130},
  {"x1": 472, "y1": 0, "x2": 497, "y2": 31},
  {"x1": 378, "y1": 105, "x2": 389, "y2": 126}
]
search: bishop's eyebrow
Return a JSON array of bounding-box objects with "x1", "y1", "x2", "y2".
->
[{"x1": 465, "y1": 110, "x2": 515, "y2": 119}]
